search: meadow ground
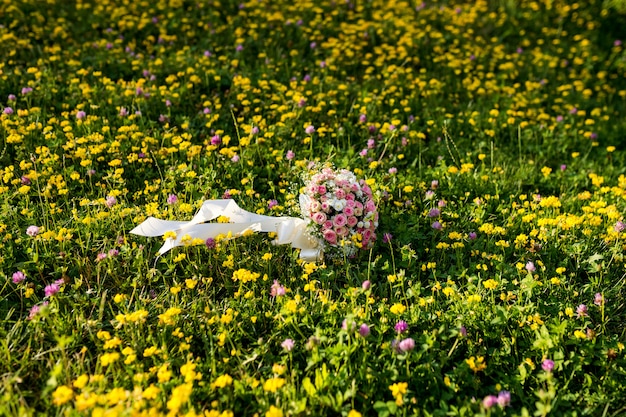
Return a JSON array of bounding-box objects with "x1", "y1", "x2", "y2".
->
[{"x1": 2, "y1": 0, "x2": 626, "y2": 416}]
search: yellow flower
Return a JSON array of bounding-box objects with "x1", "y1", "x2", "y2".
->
[
  {"x1": 143, "y1": 346, "x2": 160, "y2": 357},
  {"x1": 465, "y1": 356, "x2": 487, "y2": 373},
  {"x1": 143, "y1": 384, "x2": 160, "y2": 400},
  {"x1": 232, "y1": 268, "x2": 260, "y2": 283},
  {"x1": 113, "y1": 294, "x2": 126, "y2": 303},
  {"x1": 212, "y1": 374, "x2": 233, "y2": 389},
  {"x1": 222, "y1": 254, "x2": 234, "y2": 268},
  {"x1": 167, "y1": 383, "x2": 193, "y2": 412},
  {"x1": 163, "y1": 230, "x2": 177, "y2": 240},
  {"x1": 75, "y1": 392, "x2": 97, "y2": 411},
  {"x1": 181, "y1": 361, "x2": 200, "y2": 383},
  {"x1": 96, "y1": 330, "x2": 111, "y2": 340},
  {"x1": 482, "y1": 279, "x2": 498, "y2": 290},
  {"x1": 272, "y1": 363, "x2": 286, "y2": 375},
  {"x1": 217, "y1": 332, "x2": 227, "y2": 347},
  {"x1": 127, "y1": 309, "x2": 148, "y2": 323},
  {"x1": 158, "y1": 363, "x2": 173, "y2": 383},
  {"x1": 389, "y1": 382, "x2": 408, "y2": 405},
  {"x1": 284, "y1": 299, "x2": 298, "y2": 314},
  {"x1": 263, "y1": 377, "x2": 286, "y2": 393},
  {"x1": 347, "y1": 411, "x2": 362, "y2": 417},
  {"x1": 389, "y1": 382, "x2": 408, "y2": 397},
  {"x1": 103, "y1": 337, "x2": 122, "y2": 350},
  {"x1": 266, "y1": 406, "x2": 283, "y2": 417},
  {"x1": 73, "y1": 374, "x2": 89, "y2": 390},
  {"x1": 466, "y1": 294, "x2": 481, "y2": 303},
  {"x1": 100, "y1": 352, "x2": 120, "y2": 367},
  {"x1": 158, "y1": 307, "x2": 182, "y2": 325},
  {"x1": 524, "y1": 358, "x2": 536, "y2": 370},
  {"x1": 389, "y1": 303, "x2": 406, "y2": 315},
  {"x1": 52, "y1": 385, "x2": 73, "y2": 405}
]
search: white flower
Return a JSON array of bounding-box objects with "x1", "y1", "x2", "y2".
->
[{"x1": 332, "y1": 199, "x2": 346, "y2": 211}]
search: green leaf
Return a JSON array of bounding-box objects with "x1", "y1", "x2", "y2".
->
[
  {"x1": 532, "y1": 325, "x2": 554, "y2": 351},
  {"x1": 302, "y1": 377, "x2": 317, "y2": 397},
  {"x1": 373, "y1": 401, "x2": 390, "y2": 417},
  {"x1": 518, "y1": 362, "x2": 528, "y2": 383}
]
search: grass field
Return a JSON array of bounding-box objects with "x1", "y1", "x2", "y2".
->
[{"x1": 2, "y1": 0, "x2": 626, "y2": 415}]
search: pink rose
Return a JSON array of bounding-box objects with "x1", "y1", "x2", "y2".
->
[
  {"x1": 323, "y1": 220, "x2": 333, "y2": 230},
  {"x1": 309, "y1": 201, "x2": 321, "y2": 212},
  {"x1": 312, "y1": 212, "x2": 327, "y2": 225},
  {"x1": 347, "y1": 216, "x2": 358, "y2": 227},
  {"x1": 334, "y1": 189, "x2": 346, "y2": 199},
  {"x1": 317, "y1": 185, "x2": 327, "y2": 195},
  {"x1": 343, "y1": 207, "x2": 354, "y2": 216},
  {"x1": 365, "y1": 200, "x2": 376, "y2": 212},
  {"x1": 321, "y1": 202, "x2": 330, "y2": 212},
  {"x1": 335, "y1": 226, "x2": 349, "y2": 237},
  {"x1": 345, "y1": 193, "x2": 355, "y2": 201},
  {"x1": 333, "y1": 214, "x2": 347, "y2": 227},
  {"x1": 323, "y1": 229, "x2": 337, "y2": 245}
]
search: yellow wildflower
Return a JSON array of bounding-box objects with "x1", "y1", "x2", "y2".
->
[
  {"x1": 389, "y1": 382, "x2": 408, "y2": 406},
  {"x1": 466, "y1": 356, "x2": 487, "y2": 373},
  {"x1": 266, "y1": 406, "x2": 283, "y2": 417},
  {"x1": 263, "y1": 377, "x2": 286, "y2": 393},
  {"x1": 52, "y1": 385, "x2": 73, "y2": 406},
  {"x1": 389, "y1": 303, "x2": 406, "y2": 315},
  {"x1": 212, "y1": 374, "x2": 233, "y2": 389}
]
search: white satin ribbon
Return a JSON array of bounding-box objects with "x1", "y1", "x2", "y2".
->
[{"x1": 130, "y1": 199, "x2": 322, "y2": 262}]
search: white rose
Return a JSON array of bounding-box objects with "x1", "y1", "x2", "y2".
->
[{"x1": 332, "y1": 199, "x2": 346, "y2": 211}]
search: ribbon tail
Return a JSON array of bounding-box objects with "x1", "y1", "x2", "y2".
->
[
  {"x1": 299, "y1": 248, "x2": 321, "y2": 262},
  {"x1": 274, "y1": 217, "x2": 322, "y2": 261},
  {"x1": 130, "y1": 217, "x2": 188, "y2": 237},
  {"x1": 130, "y1": 199, "x2": 323, "y2": 262},
  {"x1": 157, "y1": 222, "x2": 264, "y2": 255}
]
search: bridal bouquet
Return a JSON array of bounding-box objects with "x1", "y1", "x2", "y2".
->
[
  {"x1": 130, "y1": 164, "x2": 378, "y2": 262},
  {"x1": 298, "y1": 165, "x2": 378, "y2": 258}
]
